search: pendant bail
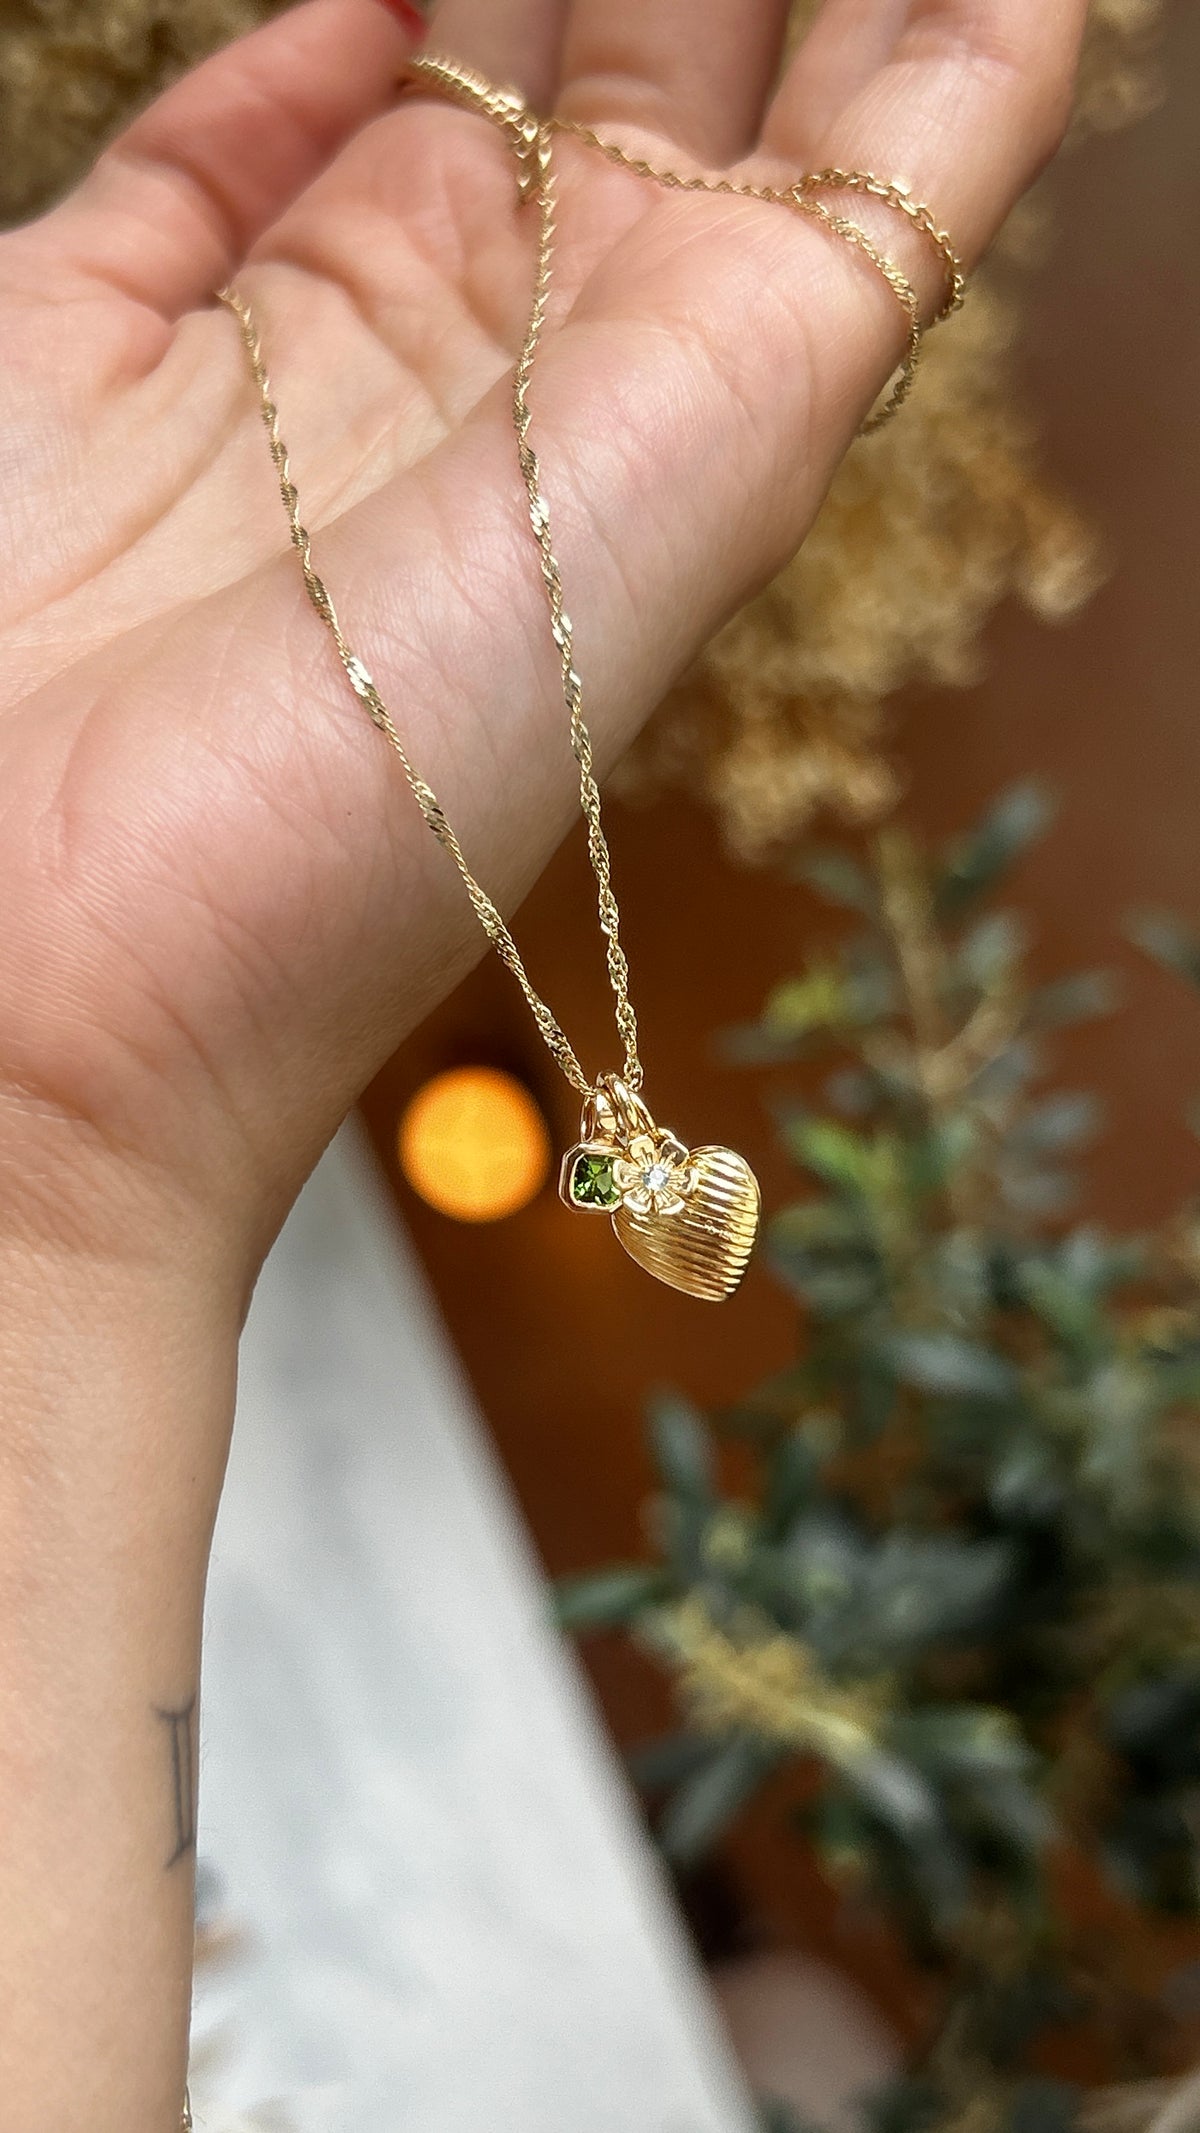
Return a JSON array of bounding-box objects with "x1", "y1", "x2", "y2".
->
[
  {"x1": 561, "y1": 1072, "x2": 659, "y2": 1214},
  {"x1": 588, "y1": 1071, "x2": 655, "y2": 1147}
]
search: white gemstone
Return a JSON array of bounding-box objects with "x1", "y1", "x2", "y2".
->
[{"x1": 643, "y1": 1163, "x2": 670, "y2": 1192}]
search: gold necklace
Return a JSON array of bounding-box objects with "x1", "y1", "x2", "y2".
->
[{"x1": 218, "y1": 57, "x2": 964, "y2": 1305}]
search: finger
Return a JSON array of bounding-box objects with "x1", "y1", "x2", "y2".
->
[
  {"x1": 557, "y1": 0, "x2": 792, "y2": 164},
  {"x1": 775, "y1": 0, "x2": 912, "y2": 151},
  {"x1": 763, "y1": 0, "x2": 1087, "y2": 311},
  {"x1": 424, "y1": 0, "x2": 569, "y2": 107},
  {"x1": 37, "y1": 0, "x2": 419, "y2": 319}
]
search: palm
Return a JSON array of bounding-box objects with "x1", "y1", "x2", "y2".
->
[{"x1": 0, "y1": 0, "x2": 1082, "y2": 1249}]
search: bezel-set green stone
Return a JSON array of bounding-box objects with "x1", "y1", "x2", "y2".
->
[{"x1": 562, "y1": 1145, "x2": 622, "y2": 1211}]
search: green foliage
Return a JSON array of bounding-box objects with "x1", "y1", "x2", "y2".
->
[
  {"x1": 560, "y1": 788, "x2": 1200, "y2": 2123},
  {"x1": 758, "y1": 2106, "x2": 813, "y2": 2133},
  {"x1": 933, "y1": 782, "x2": 1055, "y2": 918}
]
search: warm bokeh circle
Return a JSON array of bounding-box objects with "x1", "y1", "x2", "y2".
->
[{"x1": 397, "y1": 1066, "x2": 552, "y2": 1223}]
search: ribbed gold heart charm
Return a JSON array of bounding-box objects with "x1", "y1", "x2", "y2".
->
[
  {"x1": 614, "y1": 1143, "x2": 761, "y2": 1302},
  {"x1": 560, "y1": 1077, "x2": 760, "y2": 1303}
]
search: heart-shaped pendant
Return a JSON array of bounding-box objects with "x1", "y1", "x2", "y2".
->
[
  {"x1": 614, "y1": 1144, "x2": 761, "y2": 1302},
  {"x1": 560, "y1": 1076, "x2": 760, "y2": 1302}
]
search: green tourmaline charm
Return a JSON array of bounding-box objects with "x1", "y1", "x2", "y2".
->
[{"x1": 564, "y1": 1147, "x2": 622, "y2": 1210}]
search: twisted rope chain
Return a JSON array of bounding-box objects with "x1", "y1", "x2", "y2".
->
[
  {"x1": 511, "y1": 125, "x2": 644, "y2": 1088},
  {"x1": 219, "y1": 251, "x2": 595, "y2": 1096},
  {"x1": 547, "y1": 114, "x2": 964, "y2": 431},
  {"x1": 550, "y1": 117, "x2": 964, "y2": 318}
]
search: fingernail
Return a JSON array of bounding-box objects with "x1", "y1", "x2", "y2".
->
[{"x1": 375, "y1": 0, "x2": 428, "y2": 36}]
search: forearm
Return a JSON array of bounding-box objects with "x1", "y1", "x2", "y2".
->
[{"x1": 0, "y1": 1214, "x2": 243, "y2": 2133}]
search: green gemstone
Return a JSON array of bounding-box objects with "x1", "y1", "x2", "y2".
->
[{"x1": 569, "y1": 1150, "x2": 621, "y2": 1209}]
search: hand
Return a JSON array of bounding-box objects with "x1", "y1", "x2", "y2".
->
[
  {"x1": 0, "y1": 0, "x2": 1086, "y2": 1284},
  {"x1": 0, "y1": 5, "x2": 1092, "y2": 2123}
]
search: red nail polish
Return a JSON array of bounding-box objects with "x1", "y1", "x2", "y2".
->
[{"x1": 375, "y1": 0, "x2": 427, "y2": 37}]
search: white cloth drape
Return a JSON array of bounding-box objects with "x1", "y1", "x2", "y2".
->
[{"x1": 192, "y1": 1125, "x2": 758, "y2": 2133}]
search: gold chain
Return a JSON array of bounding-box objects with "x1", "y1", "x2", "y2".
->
[
  {"x1": 220, "y1": 274, "x2": 597, "y2": 1096},
  {"x1": 794, "y1": 167, "x2": 965, "y2": 321},
  {"x1": 511, "y1": 124, "x2": 643, "y2": 1089},
  {"x1": 547, "y1": 120, "x2": 965, "y2": 321},
  {"x1": 548, "y1": 114, "x2": 965, "y2": 429},
  {"x1": 218, "y1": 54, "x2": 964, "y2": 1105}
]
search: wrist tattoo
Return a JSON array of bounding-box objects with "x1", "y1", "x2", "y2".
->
[{"x1": 155, "y1": 1697, "x2": 197, "y2": 1868}]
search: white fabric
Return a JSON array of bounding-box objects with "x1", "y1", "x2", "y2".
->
[{"x1": 193, "y1": 1125, "x2": 758, "y2": 2133}]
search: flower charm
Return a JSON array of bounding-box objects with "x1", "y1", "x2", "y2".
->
[{"x1": 612, "y1": 1132, "x2": 696, "y2": 1218}]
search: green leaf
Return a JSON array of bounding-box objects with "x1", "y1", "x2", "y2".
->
[
  {"x1": 808, "y1": 1788, "x2": 873, "y2": 1870},
  {"x1": 974, "y1": 1038, "x2": 1042, "y2": 1104},
  {"x1": 999, "y1": 1165, "x2": 1076, "y2": 1219},
  {"x1": 789, "y1": 1121, "x2": 908, "y2": 1216},
  {"x1": 649, "y1": 1396, "x2": 716, "y2": 1584},
  {"x1": 1008, "y1": 1093, "x2": 1101, "y2": 1156},
  {"x1": 1060, "y1": 1226, "x2": 1146, "y2": 1294},
  {"x1": 758, "y1": 1421, "x2": 833, "y2": 1544},
  {"x1": 935, "y1": 783, "x2": 1055, "y2": 917},
  {"x1": 1025, "y1": 971, "x2": 1118, "y2": 1029},
  {"x1": 1080, "y1": 1359, "x2": 1152, "y2": 1488},
  {"x1": 861, "y1": 1534, "x2": 1015, "y2": 1653},
  {"x1": 1128, "y1": 908, "x2": 1200, "y2": 990},
  {"x1": 890, "y1": 1709, "x2": 1052, "y2": 1858},
  {"x1": 650, "y1": 1395, "x2": 714, "y2": 1502},
  {"x1": 769, "y1": 1196, "x2": 885, "y2": 1318},
  {"x1": 1104, "y1": 1796, "x2": 1200, "y2": 1911},
  {"x1": 1016, "y1": 1258, "x2": 1109, "y2": 1360},
  {"x1": 770, "y1": 1199, "x2": 872, "y2": 1252},
  {"x1": 795, "y1": 845, "x2": 877, "y2": 916},
  {"x1": 1147, "y1": 1353, "x2": 1200, "y2": 1413},
  {"x1": 721, "y1": 1363, "x2": 823, "y2": 1433},
  {"x1": 762, "y1": 967, "x2": 850, "y2": 1038},
  {"x1": 1105, "y1": 1669, "x2": 1200, "y2": 1774},
  {"x1": 906, "y1": 1114, "x2": 979, "y2": 1199},
  {"x1": 765, "y1": 1510, "x2": 869, "y2": 1642},
  {"x1": 845, "y1": 1748, "x2": 943, "y2": 1837},
  {"x1": 838, "y1": 1753, "x2": 973, "y2": 1929},
  {"x1": 926, "y1": 1231, "x2": 990, "y2": 1326},
  {"x1": 848, "y1": 1354, "x2": 899, "y2": 1440},
  {"x1": 865, "y1": 2078, "x2": 947, "y2": 2133},
  {"x1": 554, "y1": 1566, "x2": 673, "y2": 1633},
  {"x1": 627, "y1": 1731, "x2": 719, "y2": 1793},
  {"x1": 824, "y1": 1065, "x2": 878, "y2": 1118},
  {"x1": 883, "y1": 1332, "x2": 1018, "y2": 1401},
  {"x1": 956, "y1": 910, "x2": 1027, "y2": 993},
  {"x1": 757, "y1": 2104, "x2": 810, "y2": 2133},
  {"x1": 1008, "y1": 2081, "x2": 1081, "y2": 2133},
  {"x1": 658, "y1": 1736, "x2": 775, "y2": 1864},
  {"x1": 790, "y1": 1117, "x2": 881, "y2": 1194},
  {"x1": 891, "y1": 1705, "x2": 1034, "y2": 1779},
  {"x1": 989, "y1": 1436, "x2": 1066, "y2": 1523},
  {"x1": 775, "y1": 1250, "x2": 884, "y2": 1320}
]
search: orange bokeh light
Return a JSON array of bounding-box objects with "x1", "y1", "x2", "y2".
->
[{"x1": 397, "y1": 1066, "x2": 552, "y2": 1223}]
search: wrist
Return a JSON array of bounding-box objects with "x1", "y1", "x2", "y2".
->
[
  {"x1": 0, "y1": 1173, "x2": 239, "y2": 2133},
  {"x1": 0, "y1": 1088, "x2": 266, "y2": 1320}
]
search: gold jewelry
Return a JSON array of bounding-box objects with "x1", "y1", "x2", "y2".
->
[
  {"x1": 401, "y1": 54, "x2": 966, "y2": 432},
  {"x1": 219, "y1": 61, "x2": 962, "y2": 1302}
]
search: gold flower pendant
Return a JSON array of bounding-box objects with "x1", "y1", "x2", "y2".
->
[{"x1": 560, "y1": 1076, "x2": 760, "y2": 1302}]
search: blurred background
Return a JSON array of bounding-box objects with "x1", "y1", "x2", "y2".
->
[{"x1": 6, "y1": 1, "x2": 1200, "y2": 2129}]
